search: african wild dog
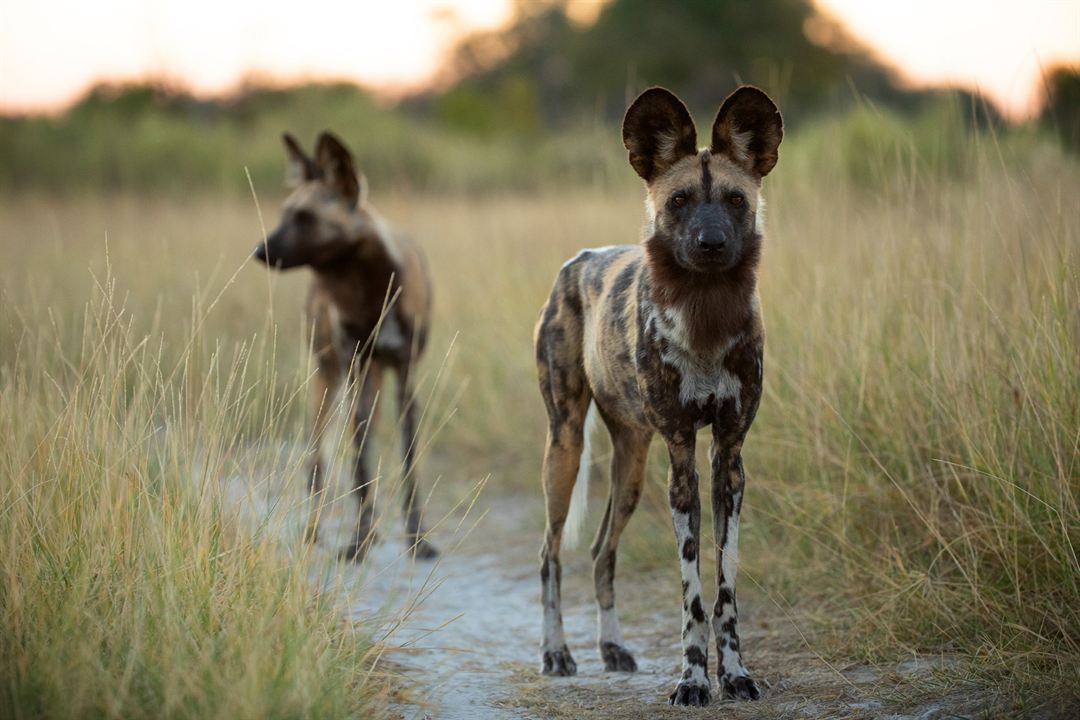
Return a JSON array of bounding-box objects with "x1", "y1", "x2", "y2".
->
[
  {"x1": 254, "y1": 131, "x2": 438, "y2": 561},
  {"x1": 535, "y1": 86, "x2": 782, "y2": 705}
]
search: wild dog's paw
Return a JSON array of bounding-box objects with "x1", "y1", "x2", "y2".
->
[
  {"x1": 409, "y1": 537, "x2": 439, "y2": 561},
  {"x1": 600, "y1": 642, "x2": 638, "y2": 672},
  {"x1": 720, "y1": 672, "x2": 761, "y2": 701},
  {"x1": 669, "y1": 679, "x2": 711, "y2": 706},
  {"x1": 541, "y1": 646, "x2": 577, "y2": 676}
]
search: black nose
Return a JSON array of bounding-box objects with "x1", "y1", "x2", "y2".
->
[
  {"x1": 696, "y1": 233, "x2": 727, "y2": 252},
  {"x1": 253, "y1": 243, "x2": 268, "y2": 263}
]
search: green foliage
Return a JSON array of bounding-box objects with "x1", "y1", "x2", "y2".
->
[
  {"x1": 441, "y1": 0, "x2": 909, "y2": 126},
  {"x1": 1040, "y1": 65, "x2": 1080, "y2": 152},
  {"x1": 438, "y1": 75, "x2": 541, "y2": 136},
  {"x1": 0, "y1": 81, "x2": 630, "y2": 195}
]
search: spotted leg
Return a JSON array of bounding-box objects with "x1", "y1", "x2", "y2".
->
[
  {"x1": 710, "y1": 340, "x2": 764, "y2": 700},
  {"x1": 666, "y1": 435, "x2": 711, "y2": 706},
  {"x1": 711, "y1": 445, "x2": 760, "y2": 700}
]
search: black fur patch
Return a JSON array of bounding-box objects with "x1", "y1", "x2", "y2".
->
[
  {"x1": 681, "y1": 537, "x2": 698, "y2": 561},
  {"x1": 690, "y1": 596, "x2": 706, "y2": 623},
  {"x1": 685, "y1": 646, "x2": 708, "y2": 668}
]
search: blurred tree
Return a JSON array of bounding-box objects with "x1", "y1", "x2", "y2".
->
[
  {"x1": 429, "y1": 0, "x2": 913, "y2": 132},
  {"x1": 1040, "y1": 65, "x2": 1080, "y2": 153}
]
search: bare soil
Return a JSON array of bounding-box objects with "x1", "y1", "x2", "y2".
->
[{"x1": 335, "y1": 493, "x2": 1001, "y2": 720}]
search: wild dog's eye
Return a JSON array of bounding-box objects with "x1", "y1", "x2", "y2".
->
[
  {"x1": 669, "y1": 192, "x2": 688, "y2": 209},
  {"x1": 729, "y1": 194, "x2": 745, "y2": 207}
]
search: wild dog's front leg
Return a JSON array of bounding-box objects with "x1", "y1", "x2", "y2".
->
[
  {"x1": 304, "y1": 351, "x2": 340, "y2": 545},
  {"x1": 395, "y1": 364, "x2": 438, "y2": 559},
  {"x1": 341, "y1": 359, "x2": 383, "y2": 562},
  {"x1": 710, "y1": 446, "x2": 760, "y2": 700},
  {"x1": 666, "y1": 437, "x2": 712, "y2": 706},
  {"x1": 710, "y1": 341, "x2": 764, "y2": 699}
]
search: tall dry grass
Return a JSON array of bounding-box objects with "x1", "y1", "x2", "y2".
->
[
  {"x1": 0, "y1": 203, "x2": 406, "y2": 719},
  {"x1": 1, "y1": 111, "x2": 1077, "y2": 713}
]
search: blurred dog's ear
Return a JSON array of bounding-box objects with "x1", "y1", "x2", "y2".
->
[
  {"x1": 710, "y1": 86, "x2": 783, "y2": 179},
  {"x1": 282, "y1": 133, "x2": 319, "y2": 187},
  {"x1": 622, "y1": 87, "x2": 698, "y2": 183},
  {"x1": 315, "y1": 131, "x2": 363, "y2": 208}
]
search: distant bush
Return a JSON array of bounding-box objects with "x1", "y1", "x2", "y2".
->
[
  {"x1": 1040, "y1": 65, "x2": 1080, "y2": 153},
  {"x1": 783, "y1": 93, "x2": 1044, "y2": 192},
  {"x1": 0, "y1": 81, "x2": 1069, "y2": 196}
]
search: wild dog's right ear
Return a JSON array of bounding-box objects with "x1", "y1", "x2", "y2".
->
[
  {"x1": 622, "y1": 87, "x2": 698, "y2": 183},
  {"x1": 315, "y1": 131, "x2": 363, "y2": 208},
  {"x1": 282, "y1": 133, "x2": 319, "y2": 187}
]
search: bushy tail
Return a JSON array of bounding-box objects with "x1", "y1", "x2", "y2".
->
[{"x1": 563, "y1": 401, "x2": 597, "y2": 550}]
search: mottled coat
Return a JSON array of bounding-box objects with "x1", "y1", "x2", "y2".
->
[
  {"x1": 255, "y1": 131, "x2": 437, "y2": 561},
  {"x1": 535, "y1": 86, "x2": 782, "y2": 706}
]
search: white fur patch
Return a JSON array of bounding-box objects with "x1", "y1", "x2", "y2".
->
[
  {"x1": 652, "y1": 307, "x2": 743, "y2": 409},
  {"x1": 672, "y1": 510, "x2": 711, "y2": 647},
  {"x1": 655, "y1": 128, "x2": 683, "y2": 163},
  {"x1": 728, "y1": 128, "x2": 753, "y2": 165},
  {"x1": 721, "y1": 490, "x2": 741, "y2": 587},
  {"x1": 374, "y1": 312, "x2": 406, "y2": 354},
  {"x1": 541, "y1": 556, "x2": 567, "y2": 652},
  {"x1": 720, "y1": 642, "x2": 749, "y2": 677},
  {"x1": 598, "y1": 606, "x2": 625, "y2": 646}
]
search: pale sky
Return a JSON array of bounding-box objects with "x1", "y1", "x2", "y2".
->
[{"x1": 0, "y1": 0, "x2": 1077, "y2": 119}]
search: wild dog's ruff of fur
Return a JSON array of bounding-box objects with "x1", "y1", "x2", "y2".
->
[{"x1": 534, "y1": 86, "x2": 782, "y2": 707}]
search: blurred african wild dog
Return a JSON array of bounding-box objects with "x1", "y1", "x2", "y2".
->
[
  {"x1": 535, "y1": 86, "x2": 782, "y2": 705},
  {"x1": 254, "y1": 131, "x2": 437, "y2": 561}
]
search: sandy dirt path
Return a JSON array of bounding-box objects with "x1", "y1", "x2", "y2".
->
[{"x1": 338, "y1": 494, "x2": 997, "y2": 720}]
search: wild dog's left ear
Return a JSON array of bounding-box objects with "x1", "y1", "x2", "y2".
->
[
  {"x1": 710, "y1": 86, "x2": 783, "y2": 179},
  {"x1": 315, "y1": 131, "x2": 366, "y2": 208}
]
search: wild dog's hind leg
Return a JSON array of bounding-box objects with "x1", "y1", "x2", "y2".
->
[
  {"x1": 394, "y1": 362, "x2": 438, "y2": 560},
  {"x1": 305, "y1": 347, "x2": 340, "y2": 544},
  {"x1": 591, "y1": 419, "x2": 650, "y2": 672},
  {"x1": 535, "y1": 295, "x2": 590, "y2": 676},
  {"x1": 341, "y1": 359, "x2": 384, "y2": 562}
]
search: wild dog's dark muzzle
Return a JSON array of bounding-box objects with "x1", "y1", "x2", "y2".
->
[
  {"x1": 253, "y1": 227, "x2": 303, "y2": 270},
  {"x1": 687, "y1": 205, "x2": 738, "y2": 268}
]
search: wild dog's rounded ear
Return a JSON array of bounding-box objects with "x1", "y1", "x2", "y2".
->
[
  {"x1": 710, "y1": 86, "x2": 783, "y2": 179},
  {"x1": 315, "y1": 131, "x2": 361, "y2": 208},
  {"x1": 282, "y1": 133, "x2": 319, "y2": 187},
  {"x1": 622, "y1": 87, "x2": 698, "y2": 183}
]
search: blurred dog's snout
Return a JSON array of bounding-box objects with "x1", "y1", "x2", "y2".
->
[{"x1": 253, "y1": 242, "x2": 268, "y2": 263}]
